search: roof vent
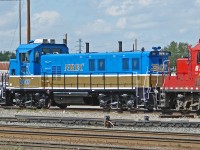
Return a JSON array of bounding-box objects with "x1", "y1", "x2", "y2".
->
[
  {"x1": 34, "y1": 39, "x2": 52, "y2": 44},
  {"x1": 43, "y1": 39, "x2": 48, "y2": 44},
  {"x1": 49, "y1": 39, "x2": 55, "y2": 44}
]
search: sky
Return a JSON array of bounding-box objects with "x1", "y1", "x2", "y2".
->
[{"x1": 0, "y1": 0, "x2": 200, "y2": 53}]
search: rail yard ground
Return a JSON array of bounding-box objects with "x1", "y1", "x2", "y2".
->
[{"x1": 0, "y1": 106, "x2": 200, "y2": 149}]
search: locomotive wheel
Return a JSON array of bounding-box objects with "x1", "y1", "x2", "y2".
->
[
  {"x1": 44, "y1": 99, "x2": 52, "y2": 109},
  {"x1": 196, "y1": 109, "x2": 200, "y2": 116},
  {"x1": 146, "y1": 104, "x2": 154, "y2": 112},
  {"x1": 130, "y1": 108, "x2": 137, "y2": 113},
  {"x1": 58, "y1": 104, "x2": 67, "y2": 109},
  {"x1": 5, "y1": 91, "x2": 14, "y2": 106},
  {"x1": 103, "y1": 105, "x2": 111, "y2": 112},
  {"x1": 19, "y1": 105, "x2": 26, "y2": 108}
]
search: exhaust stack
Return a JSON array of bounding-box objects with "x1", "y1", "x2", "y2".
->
[
  {"x1": 118, "y1": 41, "x2": 122, "y2": 52},
  {"x1": 86, "y1": 42, "x2": 89, "y2": 53},
  {"x1": 63, "y1": 33, "x2": 67, "y2": 46}
]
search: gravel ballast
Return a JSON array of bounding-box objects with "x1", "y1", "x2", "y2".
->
[{"x1": 0, "y1": 107, "x2": 200, "y2": 133}]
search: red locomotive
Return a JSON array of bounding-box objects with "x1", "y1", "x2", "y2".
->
[{"x1": 163, "y1": 40, "x2": 200, "y2": 111}]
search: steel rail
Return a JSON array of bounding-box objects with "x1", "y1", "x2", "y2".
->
[
  {"x1": 0, "y1": 115, "x2": 200, "y2": 128},
  {"x1": 0, "y1": 141, "x2": 134, "y2": 150},
  {"x1": 0, "y1": 125, "x2": 199, "y2": 149}
]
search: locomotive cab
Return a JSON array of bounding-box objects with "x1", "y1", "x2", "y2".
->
[
  {"x1": 7, "y1": 39, "x2": 69, "y2": 108},
  {"x1": 163, "y1": 40, "x2": 200, "y2": 111},
  {"x1": 176, "y1": 58, "x2": 189, "y2": 75}
]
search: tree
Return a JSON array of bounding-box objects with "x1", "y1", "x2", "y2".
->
[
  {"x1": 0, "y1": 51, "x2": 16, "y2": 61},
  {"x1": 164, "y1": 41, "x2": 188, "y2": 70}
]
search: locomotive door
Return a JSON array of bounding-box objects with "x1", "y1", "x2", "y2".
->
[
  {"x1": 194, "y1": 51, "x2": 200, "y2": 86},
  {"x1": 19, "y1": 50, "x2": 31, "y2": 89},
  {"x1": 73, "y1": 56, "x2": 84, "y2": 89},
  {"x1": 33, "y1": 51, "x2": 40, "y2": 75}
]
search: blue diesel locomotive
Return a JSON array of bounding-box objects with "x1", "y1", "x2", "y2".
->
[{"x1": 5, "y1": 39, "x2": 170, "y2": 110}]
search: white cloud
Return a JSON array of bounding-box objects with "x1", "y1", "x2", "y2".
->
[
  {"x1": 105, "y1": 0, "x2": 134, "y2": 16},
  {"x1": 76, "y1": 19, "x2": 112, "y2": 37},
  {"x1": 32, "y1": 11, "x2": 60, "y2": 26},
  {"x1": 179, "y1": 28, "x2": 187, "y2": 34},
  {"x1": 0, "y1": 29, "x2": 15, "y2": 37},
  {"x1": 116, "y1": 17, "x2": 126, "y2": 29},
  {"x1": 98, "y1": 0, "x2": 113, "y2": 8},
  {"x1": 89, "y1": 19, "x2": 112, "y2": 34},
  {"x1": 131, "y1": 22, "x2": 157, "y2": 29},
  {"x1": 31, "y1": 11, "x2": 62, "y2": 39},
  {"x1": 126, "y1": 32, "x2": 137, "y2": 39},
  {"x1": 138, "y1": 0, "x2": 153, "y2": 6},
  {"x1": 196, "y1": 0, "x2": 200, "y2": 6},
  {"x1": 0, "y1": 12, "x2": 17, "y2": 27}
]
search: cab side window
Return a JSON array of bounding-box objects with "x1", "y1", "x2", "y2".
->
[
  {"x1": 20, "y1": 52, "x2": 29, "y2": 62},
  {"x1": 52, "y1": 48, "x2": 61, "y2": 54},
  {"x1": 34, "y1": 51, "x2": 39, "y2": 62},
  {"x1": 197, "y1": 51, "x2": 200, "y2": 64},
  {"x1": 42, "y1": 48, "x2": 50, "y2": 55}
]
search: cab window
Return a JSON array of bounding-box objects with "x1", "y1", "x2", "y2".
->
[
  {"x1": 197, "y1": 51, "x2": 200, "y2": 64},
  {"x1": 42, "y1": 48, "x2": 50, "y2": 55},
  {"x1": 20, "y1": 52, "x2": 29, "y2": 62},
  {"x1": 52, "y1": 48, "x2": 61, "y2": 54}
]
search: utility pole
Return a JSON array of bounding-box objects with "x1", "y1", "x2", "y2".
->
[
  {"x1": 19, "y1": 0, "x2": 21, "y2": 45},
  {"x1": 27, "y1": 0, "x2": 31, "y2": 43}
]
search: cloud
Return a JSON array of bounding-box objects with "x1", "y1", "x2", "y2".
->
[
  {"x1": 138, "y1": 0, "x2": 153, "y2": 6},
  {"x1": 0, "y1": 12, "x2": 18, "y2": 27},
  {"x1": 196, "y1": 0, "x2": 200, "y2": 6},
  {"x1": 126, "y1": 32, "x2": 138, "y2": 39},
  {"x1": 32, "y1": 11, "x2": 60, "y2": 25},
  {"x1": 131, "y1": 22, "x2": 157, "y2": 29},
  {"x1": 31, "y1": 11, "x2": 63, "y2": 39},
  {"x1": 104, "y1": 0, "x2": 134, "y2": 16},
  {"x1": 98, "y1": 0, "x2": 113, "y2": 8},
  {"x1": 179, "y1": 28, "x2": 187, "y2": 34},
  {"x1": 98, "y1": 0, "x2": 157, "y2": 16},
  {"x1": 76, "y1": 19, "x2": 112, "y2": 37},
  {"x1": 116, "y1": 17, "x2": 126, "y2": 29}
]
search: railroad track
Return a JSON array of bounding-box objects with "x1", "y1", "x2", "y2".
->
[
  {"x1": 0, "y1": 115, "x2": 200, "y2": 128},
  {"x1": 0, "y1": 125, "x2": 199, "y2": 150},
  {"x1": 1, "y1": 105, "x2": 199, "y2": 116},
  {"x1": 0, "y1": 141, "x2": 131, "y2": 150}
]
